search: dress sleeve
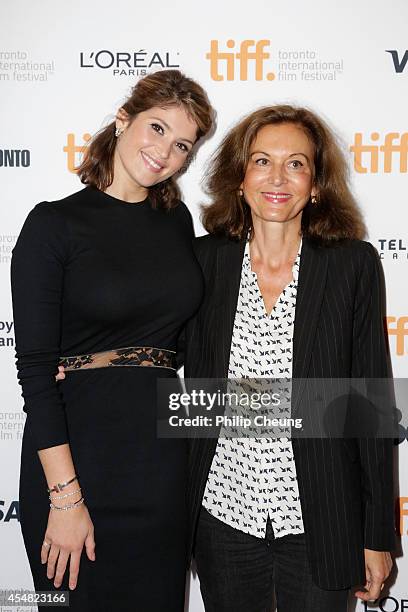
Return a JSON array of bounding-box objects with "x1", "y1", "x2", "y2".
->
[
  {"x1": 176, "y1": 199, "x2": 195, "y2": 237},
  {"x1": 11, "y1": 202, "x2": 70, "y2": 451},
  {"x1": 175, "y1": 200, "x2": 196, "y2": 369}
]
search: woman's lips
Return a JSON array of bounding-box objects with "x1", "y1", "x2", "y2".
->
[
  {"x1": 262, "y1": 192, "x2": 292, "y2": 203},
  {"x1": 141, "y1": 151, "x2": 164, "y2": 173}
]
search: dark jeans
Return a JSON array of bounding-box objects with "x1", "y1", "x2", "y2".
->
[{"x1": 195, "y1": 506, "x2": 349, "y2": 612}]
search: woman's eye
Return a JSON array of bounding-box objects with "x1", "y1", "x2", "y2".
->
[
  {"x1": 151, "y1": 123, "x2": 164, "y2": 135},
  {"x1": 288, "y1": 159, "x2": 304, "y2": 169},
  {"x1": 176, "y1": 142, "x2": 188, "y2": 153},
  {"x1": 254, "y1": 158, "x2": 269, "y2": 166}
]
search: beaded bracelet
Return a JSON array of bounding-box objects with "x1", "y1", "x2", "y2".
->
[
  {"x1": 49, "y1": 488, "x2": 82, "y2": 501},
  {"x1": 50, "y1": 497, "x2": 85, "y2": 511}
]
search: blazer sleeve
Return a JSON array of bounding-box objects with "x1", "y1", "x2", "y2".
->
[
  {"x1": 351, "y1": 242, "x2": 396, "y2": 551},
  {"x1": 11, "y1": 202, "x2": 70, "y2": 451}
]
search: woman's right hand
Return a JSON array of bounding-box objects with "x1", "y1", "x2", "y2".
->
[
  {"x1": 41, "y1": 502, "x2": 96, "y2": 590},
  {"x1": 55, "y1": 365, "x2": 66, "y2": 381}
]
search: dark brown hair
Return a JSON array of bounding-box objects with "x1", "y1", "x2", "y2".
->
[
  {"x1": 202, "y1": 105, "x2": 366, "y2": 243},
  {"x1": 77, "y1": 70, "x2": 214, "y2": 209}
]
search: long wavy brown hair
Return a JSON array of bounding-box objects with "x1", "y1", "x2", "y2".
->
[
  {"x1": 77, "y1": 70, "x2": 214, "y2": 209},
  {"x1": 202, "y1": 105, "x2": 365, "y2": 243}
]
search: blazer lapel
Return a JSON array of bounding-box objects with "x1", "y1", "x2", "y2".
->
[
  {"x1": 292, "y1": 238, "x2": 328, "y2": 414},
  {"x1": 214, "y1": 239, "x2": 246, "y2": 378}
]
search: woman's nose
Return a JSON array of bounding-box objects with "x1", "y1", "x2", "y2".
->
[
  {"x1": 157, "y1": 140, "x2": 172, "y2": 160},
  {"x1": 268, "y1": 165, "x2": 287, "y2": 185}
]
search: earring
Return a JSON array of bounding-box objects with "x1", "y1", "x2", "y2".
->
[
  {"x1": 238, "y1": 188, "x2": 244, "y2": 197},
  {"x1": 115, "y1": 127, "x2": 123, "y2": 137},
  {"x1": 311, "y1": 194, "x2": 318, "y2": 205}
]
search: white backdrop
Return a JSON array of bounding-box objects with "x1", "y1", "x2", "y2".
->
[{"x1": 1, "y1": 1, "x2": 407, "y2": 610}]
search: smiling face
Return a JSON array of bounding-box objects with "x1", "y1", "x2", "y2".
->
[
  {"x1": 241, "y1": 122, "x2": 318, "y2": 226},
  {"x1": 113, "y1": 104, "x2": 198, "y2": 198}
]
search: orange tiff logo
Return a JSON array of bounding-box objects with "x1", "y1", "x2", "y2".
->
[
  {"x1": 386, "y1": 317, "x2": 408, "y2": 356},
  {"x1": 400, "y1": 497, "x2": 408, "y2": 536},
  {"x1": 63, "y1": 133, "x2": 92, "y2": 173},
  {"x1": 206, "y1": 40, "x2": 275, "y2": 81},
  {"x1": 350, "y1": 132, "x2": 408, "y2": 173}
]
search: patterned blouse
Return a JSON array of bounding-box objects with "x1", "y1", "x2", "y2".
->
[{"x1": 202, "y1": 239, "x2": 305, "y2": 539}]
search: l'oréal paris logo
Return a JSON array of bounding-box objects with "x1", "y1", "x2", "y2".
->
[{"x1": 79, "y1": 49, "x2": 180, "y2": 76}]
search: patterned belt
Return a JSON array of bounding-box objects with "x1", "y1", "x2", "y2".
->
[{"x1": 59, "y1": 346, "x2": 177, "y2": 372}]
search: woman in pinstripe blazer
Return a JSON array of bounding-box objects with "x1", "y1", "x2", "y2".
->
[{"x1": 183, "y1": 106, "x2": 395, "y2": 611}]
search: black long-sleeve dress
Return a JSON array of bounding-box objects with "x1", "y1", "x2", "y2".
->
[{"x1": 11, "y1": 186, "x2": 204, "y2": 612}]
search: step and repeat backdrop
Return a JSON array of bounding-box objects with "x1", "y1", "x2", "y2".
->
[{"x1": 1, "y1": 0, "x2": 407, "y2": 610}]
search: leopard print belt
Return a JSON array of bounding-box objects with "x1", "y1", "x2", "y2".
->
[{"x1": 59, "y1": 346, "x2": 177, "y2": 372}]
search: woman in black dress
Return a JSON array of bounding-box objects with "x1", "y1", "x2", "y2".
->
[{"x1": 11, "y1": 69, "x2": 213, "y2": 611}]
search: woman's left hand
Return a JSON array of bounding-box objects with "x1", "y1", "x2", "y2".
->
[{"x1": 354, "y1": 549, "x2": 393, "y2": 603}]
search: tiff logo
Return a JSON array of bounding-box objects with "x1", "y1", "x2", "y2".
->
[
  {"x1": 386, "y1": 317, "x2": 408, "y2": 356},
  {"x1": 206, "y1": 40, "x2": 275, "y2": 81},
  {"x1": 386, "y1": 49, "x2": 408, "y2": 73},
  {"x1": 63, "y1": 133, "x2": 92, "y2": 173},
  {"x1": 350, "y1": 133, "x2": 408, "y2": 173},
  {"x1": 400, "y1": 497, "x2": 408, "y2": 537}
]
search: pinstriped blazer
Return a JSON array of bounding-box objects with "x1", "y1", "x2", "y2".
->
[{"x1": 183, "y1": 234, "x2": 396, "y2": 590}]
